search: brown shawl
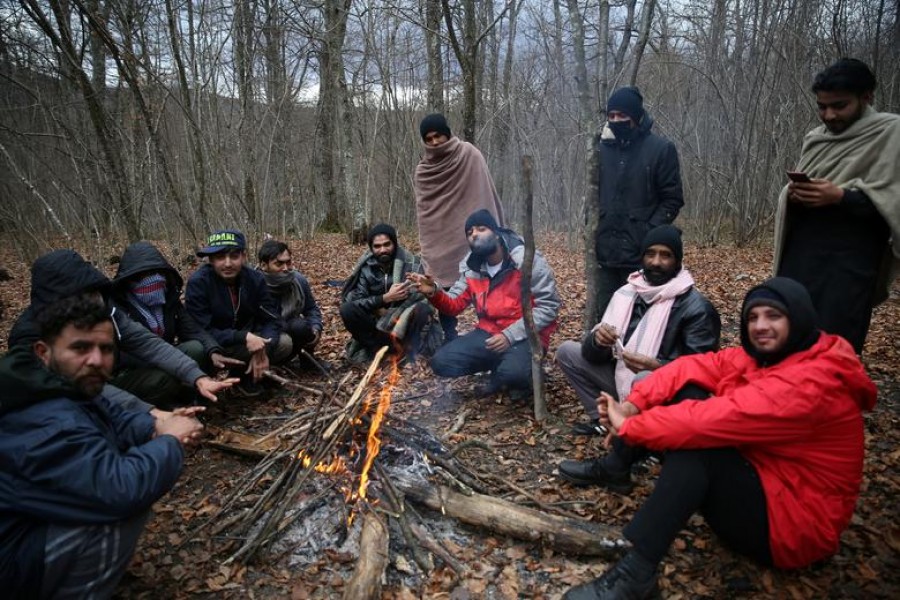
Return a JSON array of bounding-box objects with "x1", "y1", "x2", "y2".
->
[
  {"x1": 774, "y1": 106, "x2": 900, "y2": 303},
  {"x1": 415, "y1": 136, "x2": 504, "y2": 286}
]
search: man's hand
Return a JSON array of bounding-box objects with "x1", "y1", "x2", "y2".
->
[
  {"x1": 597, "y1": 392, "x2": 640, "y2": 435},
  {"x1": 245, "y1": 332, "x2": 270, "y2": 354},
  {"x1": 383, "y1": 281, "x2": 412, "y2": 304},
  {"x1": 195, "y1": 375, "x2": 240, "y2": 402},
  {"x1": 788, "y1": 179, "x2": 843, "y2": 208},
  {"x1": 593, "y1": 323, "x2": 618, "y2": 347},
  {"x1": 485, "y1": 333, "x2": 511, "y2": 353},
  {"x1": 621, "y1": 351, "x2": 662, "y2": 374},
  {"x1": 155, "y1": 414, "x2": 204, "y2": 447},
  {"x1": 407, "y1": 273, "x2": 437, "y2": 297},
  {"x1": 247, "y1": 350, "x2": 269, "y2": 382},
  {"x1": 210, "y1": 352, "x2": 245, "y2": 370}
]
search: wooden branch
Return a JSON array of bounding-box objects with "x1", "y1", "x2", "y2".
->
[
  {"x1": 323, "y1": 345, "x2": 389, "y2": 439},
  {"x1": 393, "y1": 473, "x2": 627, "y2": 558},
  {"x1": 342, "y1": 510, "x2": 390, "y2": 600}
]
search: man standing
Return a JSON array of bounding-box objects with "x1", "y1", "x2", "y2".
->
[
  {"x1": 775, "y1": 58, "x2": 900, "y2": 353},
  {"x1": 186, "y1": 230, "x2": 291, "y2": 393},
  {"x1": 0, "y1": 295, "x2": 203, "y2": 598},
  {"x1": 257, "y1": 239, "x2": 323, "y2": 360},
  {"x1": 595, "y1": 87, "x2": 684, "y2": 318},
  {"x1": 340, "y1": 224, "x2": 435, "y2": 363},
  {"x1": 556, "y1": 226, "x2": 720, "y2": 458},
  {"x1": 414, "y1": 113, "x2": 504, "y2": 341},
  {"x1": 563, "y1": 278, "x2": 876, "y2": 599},
  {"x1": 410, "y1": 210, "x2": 561, "y2": 397}
]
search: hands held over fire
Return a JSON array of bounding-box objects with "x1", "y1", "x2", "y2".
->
[
  {"x1": 406, "y1": 272, "x2": 437, "y2": 297},
  {"x1": 154, "y1": 406, "x2": 205, "y2": 447}
]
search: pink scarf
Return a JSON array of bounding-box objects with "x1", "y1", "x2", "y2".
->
[
  {"x1": 596, "y1": 268, "x2": 695, "y2": 401},
  {"x1": 414, "y1": 136, "x2": 504, "y2": 285}
]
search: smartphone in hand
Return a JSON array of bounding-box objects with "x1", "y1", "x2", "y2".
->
[{"x1": 786, "y1": 171, "x2": 811, "y2": 183}]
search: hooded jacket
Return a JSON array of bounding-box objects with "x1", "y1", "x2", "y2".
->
[
  {"x1": 0, "y1": 347, "x2": 184, "y2": 592},
  {"x1": 595, "y1": 114, "x2": 684, "y2": 269},
  {"x1": 185, "y1": 263, "x2": 282, "y2": 348},
  {"x1": 430, "y1": 230, "x2": 561, "y2": 348},
  {"x1": 111, "y1": 242, "x2": 222, "y2": 367},
  {"x1": 619, "y1": 277, "x2": 877, "y2": 569},
  {"x1": 341, "y1": 246, "x2": 425, "y2": 313},
  {"x1": 8, "y1": 250, "x2": 207, "y2": 387}
]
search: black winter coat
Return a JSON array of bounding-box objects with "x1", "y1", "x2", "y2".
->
[
  {"x1": 111, "y1": 242, "x2": 221, "y2": 368},
  {"x1": 581, "y1": 286, "x2": 720, "y2": 365},
  {"x1": 595, "y1": 115, "x2": 684, "y2": 269},
  {"x1": 341, "y1": 247, "x2": 424, "y2": 313}
]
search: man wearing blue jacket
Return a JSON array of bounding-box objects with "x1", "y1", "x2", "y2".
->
[
  {"x1": 186, "y1": 230, "x2": 291, "y2": 394},
  {"x1": 0, "y1": 295, "x2": 202, "y2": 598}
]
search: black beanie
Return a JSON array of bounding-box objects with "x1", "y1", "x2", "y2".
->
[
  {"x1": 642, "y1": 225, "x2": 683, "y2": 262},
  {"x1": 464, "y1": 209, "x2": 499, "y2": 234},
  {"x1": 419, "y1": 113, "x2": 452, "y2": 141},
  {"x1": 607, "y1": 87, "x2": 645, "y2": 123},
  {"x1": 741, "y1": 287, "x2": 789, "y2": 321},
  {"x1": 367, "y1": 223, "x2": 398, "y2": 249}
]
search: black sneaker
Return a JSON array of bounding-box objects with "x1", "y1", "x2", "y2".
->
[
  {"x1": 235, "y1": 379, "x2": 264, "y2": 398},
  {"x1": 558, "y1": 458, "x2": 633, "y2": 494},
  {"x1": 571, "y1": 419, "x2": 609, "y2": 437},
  {"x1": 563, "y1": 557, "x2": 659, "y2": 599}
]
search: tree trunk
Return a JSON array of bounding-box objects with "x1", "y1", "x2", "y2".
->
[
  {"x1": 628, "y1": 0, "x2": 657, "y2": 85},
  {"x1": 425, "y1": 0, "x2": 445, "y2": 112}
]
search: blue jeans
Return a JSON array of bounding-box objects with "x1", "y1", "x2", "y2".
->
[{"x1": 430, "y1": 328, "x2": 534, "y2": 391}]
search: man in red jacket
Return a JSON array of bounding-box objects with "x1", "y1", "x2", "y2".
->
[{"x1": 563, "y1": 277, "x2": 876, "y2": 600}]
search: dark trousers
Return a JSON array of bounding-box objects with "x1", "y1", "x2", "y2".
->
[
  {"x1": 624, "y1": 448, "x2": 773, "y2": 566},
  {"x1": 340, "y1": 301, "x2": 392, "y2": 353},
  {"x1": 439, "y1": 312, "x2": 458, "y2": 343},
  {"x1": 596, "y1": 265, "x2": 634, "y2": 319},
  {"x1": 285, "y1": 317, "x2": 319, "y2": 355},
  {"x1": 430, "y1": 328, "x2": 533, "y2": 390},
  {"x1": 110, "y1": 340, "x2": 206, "y2": 409}
]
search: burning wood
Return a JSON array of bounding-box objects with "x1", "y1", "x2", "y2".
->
[{"x1": 191, "y1": 345, "x2": 626, "y2": 585}]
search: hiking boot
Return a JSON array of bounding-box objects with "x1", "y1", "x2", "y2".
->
[
  {"x1": 571, "y1": 419, "x2": 609, "y2": 437},
  {"x1": 558, "y1": 458, "x2": 633, "y2": 494},
  {"x1": 508, "y1": 388, "x2": 531, "y2": 403},
  {"x1": 563, "y1": 557, "x2": 659, "y2": 599}
]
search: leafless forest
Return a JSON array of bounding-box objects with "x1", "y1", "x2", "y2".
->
[{"x1": 1, "y1": 0, "x2": 898, "y2": 259}]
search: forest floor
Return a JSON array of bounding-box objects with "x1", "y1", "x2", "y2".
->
[{"x1": 0, "y1": 233, "x2": 897, "y2": 599}]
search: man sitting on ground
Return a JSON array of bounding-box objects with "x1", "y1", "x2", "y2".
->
[
  {"x1": 8, "y1": 249, "x2": 233, "y2": 411},
  {"x1": 410, "y1": 209, "x2": 561, "y2": 398},
  {"x1": 111, "y1": 241, "x2": 242, "y2": 407},
  {"x1": 563, "y1": 278, "x2": 877, "y2": 599},
  {"x1": 340, "y1": 223, "x2": 436, "y2": 363},
  {"x1": 186, "y1": 230, "x2": 291, "y2": 394},
  {"x1": 557, "y1": 225, "x2": 720, "y2": 490},
  {"x1": 0, "y1": 295, "x2": 203, "y2": 597},
  {"x1": 257, "y1": 239, "x2": 323, "y2": 362}
]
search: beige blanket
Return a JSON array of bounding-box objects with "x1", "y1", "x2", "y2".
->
[
  {"x1": 774, "y1": 106, "x2": 900, "y2": 303},
  {"x1": 415, "y1": 136, "x2": 504, "y2": 286}
]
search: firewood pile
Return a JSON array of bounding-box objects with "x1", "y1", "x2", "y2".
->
[{"x1": 185, "y1": 347, "x2": 627, "y2": 599}]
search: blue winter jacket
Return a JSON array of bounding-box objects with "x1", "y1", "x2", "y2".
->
[
  {"x1": 185, "y1": 264, "x2": 283, "y2": 349},
  {"x1": 0, "y1": 348, "x2": 184, "y2": 594}
]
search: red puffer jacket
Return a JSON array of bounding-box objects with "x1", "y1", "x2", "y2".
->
[{"x1": 620, "y1": 333, "x2": 877, "y2": 569}]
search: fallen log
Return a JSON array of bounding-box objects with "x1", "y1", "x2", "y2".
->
[
  {"x1": 392, "y1": 472, "x2": 628, "y2": 558},
  {"x1": 342, "y1": 510, "x2": 390, "y2": 600}
]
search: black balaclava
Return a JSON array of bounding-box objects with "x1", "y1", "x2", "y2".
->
[
  {"x1": 640, "y1": 224, "x2": 683, "y2": 286},
  {"x1": 367, "y1": 223, "x2": 398, "y2": 267},
  {"x1": 740, "y1": 277, "x2": 820, "y2": 366},
  {"x1": 419, "y1": 113, "x2": 452, "y2": 141}
]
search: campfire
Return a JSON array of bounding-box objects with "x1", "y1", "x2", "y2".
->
[{"x1": 190, "y1": 347, "x2": 626, "y2": 598}]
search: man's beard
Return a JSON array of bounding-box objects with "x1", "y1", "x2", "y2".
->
[
  {"x1": 50, "y1": 357, "x2": 108, "y2": 397},
  {"x1": 823, "y1": 104, "x2": 865, "y2": 134},
  {"x1": 642, "y1": 265, "x2": 679, "y2": 286},
  {"x1": 375, "y1": 253, "x2": 393, "y2": 267},
  {"x1": 470, "y1": 233, "x2": 499, "y2": 259}
]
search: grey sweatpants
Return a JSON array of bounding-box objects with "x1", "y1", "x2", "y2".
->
[
  {"x1": 555, "y1": 340, "x2": 618, "y2": 419},
  {"x1": 41, "y1": 511, "x2": 150, "y2": 599}
]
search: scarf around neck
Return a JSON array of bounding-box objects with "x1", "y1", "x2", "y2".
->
[
  {"x1": 597, "y1": 268, "x2": 695, "y2": 401},
  {"x1": 128, "y1": 272, "x2": 167, "y2": 336},
  {"x1": 263, "y1": 270, "x2": 305, "y2": 319}
]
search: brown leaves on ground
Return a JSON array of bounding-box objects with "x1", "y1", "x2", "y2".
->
[{"x1": 0, "y1": 233, "x2": 897, "y2": 599}]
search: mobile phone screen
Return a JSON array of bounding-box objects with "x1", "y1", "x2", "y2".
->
[{"x1": 786, "y1": 171, "x2": 811, "y2": 183}]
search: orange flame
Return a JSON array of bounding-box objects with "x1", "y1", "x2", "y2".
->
[
  {"x1": 297, "y1": 450, "x2": 349, "y2": 475},
  {"x1": 356, "y1": 356, "x2": 400, "y2": 500}
]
